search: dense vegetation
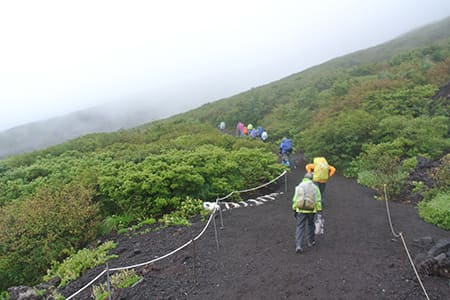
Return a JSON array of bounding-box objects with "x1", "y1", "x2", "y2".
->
[
  {"x1": 1, "y1": 17, "x2": 449, "y2": 293},
  {"x1": 0, "y1": 124, "x2": 283, "y2": 290}
]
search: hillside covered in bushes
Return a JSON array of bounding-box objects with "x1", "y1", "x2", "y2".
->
[{"x1": 0, "y1": 17, "x2": 449, "y2": 295}]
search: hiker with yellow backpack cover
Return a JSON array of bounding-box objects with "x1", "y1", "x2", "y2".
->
[{"x1": 305, "y1": 157, "x2": 336, "y2": 207}]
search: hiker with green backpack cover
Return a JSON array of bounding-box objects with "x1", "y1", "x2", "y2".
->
[{"x1": 292, "y1": 172, "x2": 322, "y2": 253}]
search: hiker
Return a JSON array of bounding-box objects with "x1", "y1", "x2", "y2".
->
[
  {"x1": 236, "y1": 122, "x2": 244, "y2": 136},
  {"x1": 250, "y1": 128, "x2": 258, "y2": 138},
  {"x1": 243, "y1": 126, "x2": 249, "y2": 136},
  {"x1": 257, "y1": 126, "x2": 264, "y2": 137},
  {"x1": 219, "y1": 121, "x2": 226, "y2": 132},
  {"x1": 261, "y1": 130, "x2": 268, "y2": 142},
  {"x1": 279, "y1": 137, "x2": 293, "y2": 167},
  {"x1": 292, "y1": 172, "x2": 322, "y2": 253},
  {"x1": 305, "y1": 157, "x2": 336, "y2": 207},
  {"x1": 279, "y1": 137, "x2": 293, "y2": 155}
]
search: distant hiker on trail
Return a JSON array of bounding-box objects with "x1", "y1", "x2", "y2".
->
[
  {"x1": 279, "y1": 137, "x2": 293, "y2": 167},
  {"x1": 236, "y1": 122, "x2": 244, "y2": 136},
  {"x1": 243, "y1": 126, "x2": 249, "y2": 136},
  {"x1": 305, "y1": 157, "x2": 336, "y2": 207},
  {"x1": 219, "y1": 121, "x2": 226, "y2": 133},
  {"x1": 250, "y1": 128, "x2": 257, "y2": 138},
  {"x1": 261, "y1": 130, "x2": 268, "y2": 142},
  {"x1": 292, "y1": 172, "x2": 322, "y2": 253},
  {"x1": 247, "y1": 123, "x2": 254, "y2": 131},
  {"x1": 257, "y1": 126, "x2": 264, "y2": 137},
  {"x1": 280, "y1": 137, "x2": 293, "y2": 155}
]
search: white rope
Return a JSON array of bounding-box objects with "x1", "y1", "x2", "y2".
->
[
  {"x1": 66, "y1": 270, "x2": 106, "y2": 300},
  {"x1": 110, "y1": 208, "x2": 217, "y2": 271},
  {"x1": 66, "y1": 210, "x2": 216, "y2": 299},
  {"x1": 236, "y1": 170, "x2": 287, "y2": 193},
  {"x1": 217, "y1": 170, "x2": 287, "y2": 202},
  {"x1": 65, "y1": 170, "x2": 285, "y2": 299},
  {"x1": 383, "y1": 184, "x2": 430, "y2": 300}
]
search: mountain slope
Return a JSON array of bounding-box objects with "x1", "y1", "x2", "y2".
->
[
  {"x1": 0, "y1": 99, "x2": 187, "y2": 159},
  {"x1": 2, "y1": 17, "x2": 449, "y2": 159},
  {"x1": 1, "y1": 16, "x2": 449, "y2": 295}
]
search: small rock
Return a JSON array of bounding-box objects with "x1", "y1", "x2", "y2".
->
[{"x1": 428, "y1": 239, "x2": 450, "y2": 257}]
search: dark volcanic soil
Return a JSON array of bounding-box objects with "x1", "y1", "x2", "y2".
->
[{"x1": 59, "y1": 156, "x2": 449, "y2": 300}]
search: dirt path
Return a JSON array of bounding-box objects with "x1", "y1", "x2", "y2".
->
[{"x1": 60, "y1": 158, "x2": 449, "y2": 300}]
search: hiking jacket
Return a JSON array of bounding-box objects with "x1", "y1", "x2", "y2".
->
[
  {"x1": 292, "y1": 178, "x2": 322, "y2": 213},
  {"x1": 280, "y1": 139, "x2": 293, "y2": 154},
  {"x1": 305, "y1": 163, "x2": 336, "y2": 183}
]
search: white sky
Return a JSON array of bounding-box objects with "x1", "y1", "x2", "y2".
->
[{"x1": 0, "y1": 0, "x2": 449, "y2": 131}]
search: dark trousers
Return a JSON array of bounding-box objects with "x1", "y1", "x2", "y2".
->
[
  {"x1": 314, "y1": 181, "x2": 326, "y2": 206},
  {"x1": 295, "y1": 213, "x2": 315, "y2": 249}
]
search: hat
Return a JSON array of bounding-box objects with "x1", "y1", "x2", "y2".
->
[{"x1": 304, "y1": 172, "x2": 313, "y2": 179}]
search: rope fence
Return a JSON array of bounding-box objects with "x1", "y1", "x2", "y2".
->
[
  {"x1": 65, "y1": 170, "x2": 287, "y2": 300},
  {"x1": 383, "y1": 184, "x2": 430, "y2": 300}
]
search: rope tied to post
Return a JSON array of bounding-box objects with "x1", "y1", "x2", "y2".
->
[{"x1": 383, "y1": 184, "x2": 430, "y2": 300}]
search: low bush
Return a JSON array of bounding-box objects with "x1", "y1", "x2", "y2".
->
[
  {"x1": 0, "y1": 183, "x2": 99, "y2": 290},
  {"x1": 44, "y1": 241, "x2": 118, "y2": 287},
  {"x1": 159, "y1": 196, "x2": 204, "y2": 227},
  {"x1": 418, "y1": 191, "x2": 450, "y2": 230},
  {"x1": 92, "y1": 269, "x2": 142, "y2": 300}
]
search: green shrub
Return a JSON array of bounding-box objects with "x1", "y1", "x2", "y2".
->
[
  {"x1": 0, "y1": 183, "x2": 99, "y2": 290},
  {"x1": 91, "y1": 269, "x2": 141, "y2": 299},
  {"x1": 412, "y1": 181, "x2": 427, "y2": 194},
  {"x1": 418, "y1": 192, "x2": 450, "y2": 230},
  {"x1": 44, "y1": 241, "x2": 118, "y2": 287},
  {"x1": 159, "y1": 214, "x2": 191, "y2": 227},
  {"x1": 355, "y1": 146, "x2": 408, "y2": 198},
  {"x1": 98, "y1": 214, "x2": 136, "y2": 235},
  {"x1": 159, "y1": 196, "x2": 205, "y2": 227},
  {"x1": 110, "y1": 269, "x2": 141, "y2": 289},
  {"x1": 92, "y1": 283, "x2": 110, "y2": 300}
]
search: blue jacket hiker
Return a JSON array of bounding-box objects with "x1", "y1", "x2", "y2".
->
[{"x1": 279, "y1": 137, "x2": 293, "y2": 155}]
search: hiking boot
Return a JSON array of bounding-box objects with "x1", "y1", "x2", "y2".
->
[
  {"x1": 295, "y1": 247, "x2": 304, "y2": 253},
  {"x1": 307, "y1": 240, "x2": 316, "y2": 247}
]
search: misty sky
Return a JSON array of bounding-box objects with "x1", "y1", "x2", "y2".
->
[{"x1": 0, "y1": 0, "x2": 449, "y2": 131}]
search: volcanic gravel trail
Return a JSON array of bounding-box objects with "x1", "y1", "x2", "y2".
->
[{"x1": 60, "y1": 156, "x2": 449, "y2": 300}]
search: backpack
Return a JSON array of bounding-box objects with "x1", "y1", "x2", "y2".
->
[
  {"x1": 295, "y1": 180, "x2": 317, "y2": 211},
  {"x1": 313, "y1": 157, "x2": 329, "y2": 181},
  {"x1": 281, "y1": 139, "x2": 293, "y2": 154},
  {"x1": 257, "y1": 126, "x2": 263, "y2": 136},
  {"x1": 284, "y1": 139, "x2": 292, "y2": 151}
]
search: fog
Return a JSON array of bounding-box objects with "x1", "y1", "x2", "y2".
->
[{"x1": 1, "y1": 0, "x2": 449, "y2": 131}]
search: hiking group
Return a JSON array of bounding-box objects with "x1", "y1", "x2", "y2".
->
[
  {"x1": 292, "y1": 157, "x2": 335, "y2": 254},
  {"x1": 234, "y1": 121, "x2": 268, "y2": 142},
  {"x1": 219, "y1": 122, "x2": 335, "y2": 254}
]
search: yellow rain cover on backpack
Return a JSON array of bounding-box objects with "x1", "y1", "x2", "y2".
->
[{"x1": 313, "y1": 157, "x2": 329, "y2": 181}]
